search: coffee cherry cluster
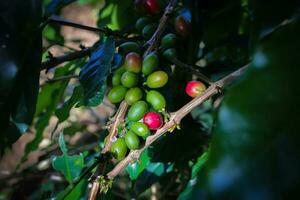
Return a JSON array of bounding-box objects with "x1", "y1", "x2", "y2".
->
[
  {"x1": 106, "y1": 36, "x2": 173, "y2": 160},
  {"x1": 104, "y1": 2, "x2": 193, "y2": 161}
]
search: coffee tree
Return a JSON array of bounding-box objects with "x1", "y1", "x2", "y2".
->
[{"x1": 0, "y1": 0, "x2": 299, "y2": 199}]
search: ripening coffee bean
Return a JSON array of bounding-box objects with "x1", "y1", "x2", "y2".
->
[
  {"x1": 146, "y1": 90, "x2": 166, "y2": 111},
  {"x1": 112, "y1": 73, "x2": 122, "y2": 86},
  {"x1": 161, "y1": 33, "x2": 176, "y2": 49},
  {"x1": 127, "y1": 101, "x2": 149, "y2": 121},
  {"x1": 185, "y1": 80, "x2": 207, "y2": 97},
  {"x1": 175, "y1": 15, "x2": 191, "y2": 37},
  {"x1": 163, "y1": 48, "x2": 176, "y2": 59},
  {"x1": 121, "y1": 71, "x2": 139, "y2": 88},
  {"x1": 119, "y1": 42, "x2": 141, "y2": 55},
  {"x1": 142, "y1": 23, "x2": 157, "y2": 39},
  {"x1": 108, "y1": 85, "x2": 127, "y2": 103},
  {"x1": 124, "y1": 52, "x2": 142, "y2": 73},
  {"x1": 125, "y1": 131, "x2": 140, "y2": 150},
  {"x1": 131, "y1": 122, "x2": 150, "y2": 137},
  {"x1": 142, "y1": 52, "x2": 158, "y2": 75},
  {"x1": 125, "y1": 87, "x2": 143, "y2": 105},
  {"x1": 146, "y1": 71, "x2": 168, "y2": 88},
  {"x1": 110, "y1": 138, "x2": 127, "y2": 160},
  {"x1": 136, "y1": 17, "x2": 151, "y2": 32}
]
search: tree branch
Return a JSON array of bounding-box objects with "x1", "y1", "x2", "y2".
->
[
  {"x1": 45, "y1": 15, "x2": 126, "y2": 39},
  {"x1": 88, "y1": 182, "x2": 100, "y2": 200},
  {"x1": 101, "y1": 101, "x2": 129, "y2": 154},
  {"x1": 41, "y1": 47, "x2": 93, "y2": 71},
  {"x1": 46, "y1": 74, "x2": 79, "y2": 83},
  {"x1": 169, "y1": 57, "x2": 214, "y2": 85},
  {"x1": 143, "y1": 0, "x2": 178, "y2": 56},
  {"x1": 106, "y1": 64, "x2": 249, "y2": 179}
]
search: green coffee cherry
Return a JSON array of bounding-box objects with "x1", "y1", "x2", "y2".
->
[
  {"x1": 142, "y1": 23, "x2": 157, "y2": 39},
  {"x1": 115, "y1": 66, "x2": 126, "y2": 75},
  {"x1": 131, "y1": 122, "x2": 150, "y2": 137},
  {"x1": 125, "y1": 87, "x2": 143, "y2": 105},
  {"x1": 163, "y1": 48, "x2": 176, "y2": 59},
  {"x1": 125, "y1": 131, "x2": 140, "y2": 150},
  {"x1": 135, "y1": 17, "x2": 151, "y2": 32},
  {"x1": 146, "y1": 90, "x2": 166, "y2": 110},
  {"x1": 108, "y1": 85, "x2": 127, "y2": 103},
  {"x1": 121, "y1": 71, "x2": 139, "y2": 88},
  {"x1": 146, "y1": 71, "x2": 168, "y2": 88},
  {"x1": 127, "y1": 101, "x2": 149, "y2": 121},
  {"x1": 110, "y1": 138, "x2": 127, "y2": 160},
  {"x1": 161, "y1": 33, "x2": 176, "y2": 49},
  {"x1": 142, "y1": 52, "x2": 158, "y2": 75},
  {"x1": 112, "y1": 73, "x2": 122, "y2": 86},
  {"x1": 119, "y1": 42, "x2": 141, "y2": 55}
]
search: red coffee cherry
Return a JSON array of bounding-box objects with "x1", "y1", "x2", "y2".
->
[
  {"x1": 185, "y1": 80, "x2": 207, "y2": 97},
  {"x1": 175, "y1": 15, "x2": 191, "y2": 37},
  {"x1": 143, "y1": 111, "x2": 163, "y2": 130},
  {"x1": 144, "y1": 0, "x2": 161, "y2": 15}
]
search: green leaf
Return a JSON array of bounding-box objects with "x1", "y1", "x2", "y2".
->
[
  {"x1": 202, "y1": 19, "x2": 300, "y2": 199},
  {"x1": 23, "y1": 63, "x2": 74, "y2": 161},
  {"x1": 79, "y1": 37, "x2": 115, "y2": 106},
  {"x1": 52, "y1": 134, "x2": 85, "y2": 183},
  {"x1": 55, "y1": 86, "x2": 83, "y2": 123},
  {"x1": 126, "y1": 149, "x2": 150, "y2": 180},
  {"x1": 97, "y1": 0, "x2": 136, "y2": 30},
  {"x1": 178, "y1": 152, "x2": 209, "y2": 200},
  {"x1": 64, "y1": 179, "x2": 86, "y2": 200}
]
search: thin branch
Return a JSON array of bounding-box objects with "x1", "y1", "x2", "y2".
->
[
  {"x1": 169, "y1": 57, "x2": 214, "y2": 85},
  {"x1": 216, "y1": 64, "x2": 248, "y2": 87},
  {"x1": 45, "y1": 15, "x2": 126, "y2": 39},
  {"x1": 143, "y1": 0, "x2": 178, "y2": 56},
  {"x1": 46, "y1": 74, "x2": 79, "y2": 83},
  {"x1": 101, "y1": 101, "x2": 129, "y2": 154},
  {"x1": 88, "y1": 182, "x2": 100, "y2": 200},
  {"x1": 41, "y1": 47, "x2": 92, "y2": 70},
  {"x1": 106, "y1": 64, "x2": 250, "y2": 179}
]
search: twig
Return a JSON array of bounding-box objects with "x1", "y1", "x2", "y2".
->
[
  {"x1": 47, "y1": 74, "x2": 79, "y2": 83},
  {"x1": 101, "y1": 101, "x2": 129, "y2": 154},
  {"x1": 88, "y1": 182, "x2": 100, "y2": 200},
  {"x1": 45, "y1": 15, "x2": 125, "y2": 39},
  {"x1": 169, "y1": 57, "x2": 214, "y2": 85},
  {"x1": 143, "y1": 0, "x2": 178, "y2": 56},
  {"x1": 106, "y1": 64, "x2": 249, "y2": 179},
  {"x1": 41, "y1": 47, "x2": 93, "y2": 71}
]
